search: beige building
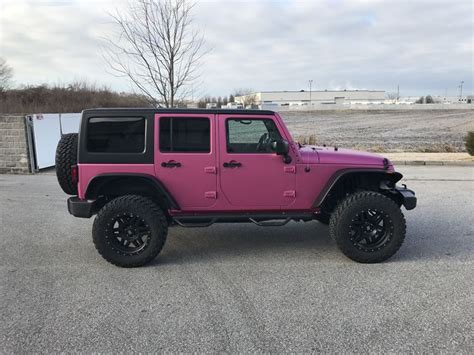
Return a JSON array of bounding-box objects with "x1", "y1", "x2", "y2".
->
[{"x1": 235, "y1": 90, "x2": 386, "y2": 108}]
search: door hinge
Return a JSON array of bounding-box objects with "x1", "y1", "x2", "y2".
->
[
  {"x1": 204, "y1": 166, "x2": 217, "y2": 174},
  {"x1": 283, "y1": 190, "x2": 296, "y2": 198},
  {"x1": 284, "y1": 166, "x2": 296, "y2": 173},
  {"x1": 205, "y1": 191, "x2": 217, "y2": 199}
]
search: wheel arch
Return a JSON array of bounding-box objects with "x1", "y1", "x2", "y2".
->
[
  {"x1": 85, "y1": 173, "x2": 179, "y2": 211},
  {"x1": 313, "y1": 169, "x2": 403, "y2": 209}
]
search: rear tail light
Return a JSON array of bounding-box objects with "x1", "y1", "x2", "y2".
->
[{"x1": 71, "y1": 165, "x2": 78, "y2": 184}]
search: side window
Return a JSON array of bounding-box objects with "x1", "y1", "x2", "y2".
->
[
  {"x1": 160, "y1": 117, "x2": 210, "y2": 153},
  {"x1": 226, "y1": 118, "x2": 282, "y2": 153},
  {"x1": 87, "y1": 117, "x2": 145, "y2": 153}
]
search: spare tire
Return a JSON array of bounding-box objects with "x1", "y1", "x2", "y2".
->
[{"x1": 55, "y1": 133, "x2": 78, "y2": 195}]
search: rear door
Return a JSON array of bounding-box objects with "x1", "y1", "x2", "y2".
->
[
  {"x1": 218, "y1": 114, "x2": 296, "y2": 208},
  {"x1": 154, "y1": 113, "x2": 217, "y2": 208}
]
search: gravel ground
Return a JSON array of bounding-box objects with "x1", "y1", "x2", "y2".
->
[
  {"x1": 280, "y1": 110, "x2": 474, "y2": 152},
  {"x1": 1, "y1": 166, "x2": 473, "y2": 353}
]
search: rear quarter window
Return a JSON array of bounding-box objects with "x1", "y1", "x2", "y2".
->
[{"x1": 87, "y1": 117, "x2": 146, "y2": 153}]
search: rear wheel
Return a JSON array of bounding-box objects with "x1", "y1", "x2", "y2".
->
[
  {"x1": 55, "y1": 133, "x2": 78, "y2": 195},
  {"x1": 329, "y1": 191, "x2": 406, "y2": 263},
  {"x1": 92, "y1": 195, "x2": 168, "y2": 267}
]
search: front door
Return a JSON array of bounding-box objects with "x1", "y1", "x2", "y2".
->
[
  {"x1": 154, "y1": 113, "x2": 217, "y2": 209},
  {"x1": 218, "y1": 114, "x2": 296, "y2": 208}
]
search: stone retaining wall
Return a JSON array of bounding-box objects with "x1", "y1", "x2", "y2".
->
[{"x1": 0, "y1": 115, "x2": 30, "y2": 174}]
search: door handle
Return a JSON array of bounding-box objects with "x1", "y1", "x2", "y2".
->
[
  {"x1": 161, "y1": 160, "x2": 181, "y2": 168},
  {"x1": 223, "y1": 161, "x2": 242, "y2": 168}
]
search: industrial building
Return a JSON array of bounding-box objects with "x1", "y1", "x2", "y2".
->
[
  {"x1": 399, "y1": 95, "x2": 473, "y2": 104},
  {"x1": 235, "y1": 90, "x2": 386, "y2": 108}
]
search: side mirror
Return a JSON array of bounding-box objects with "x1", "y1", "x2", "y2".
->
[
  {"x1": 272, "y1": 139, "x2": 292, "y2": 164},
  {"x1": 274, "y1": 139, "x2": 289, "y2": 155}
]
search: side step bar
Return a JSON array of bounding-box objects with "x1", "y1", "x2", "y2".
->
[
  {"x1": 249, "y1": 217, "x2": 291, "y2": 227},
  {"x1": 173, "y1": 218, "x2": 217, "y2": 228},
  {"x1": 172, "y1": 213, "x2": 314, "y2": 228}
]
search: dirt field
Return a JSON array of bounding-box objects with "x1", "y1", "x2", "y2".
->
[{"x1": 280, "y1": 110, "x2": 474, "y2": 152}]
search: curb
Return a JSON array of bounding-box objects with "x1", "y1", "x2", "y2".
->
[{"x1": 391, "y1": 160, "x2": 474, "y2": 166}]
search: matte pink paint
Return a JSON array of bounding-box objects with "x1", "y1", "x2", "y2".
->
[{"x1": 78, "y1": 112, "x2": 393, "y2": 213}]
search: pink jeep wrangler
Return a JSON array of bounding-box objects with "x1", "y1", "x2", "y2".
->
[{"x1": 56, "y1": 109, "x2": 416, "y2": 267}]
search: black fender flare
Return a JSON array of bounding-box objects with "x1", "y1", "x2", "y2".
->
[
  {"x1": 84, "y1": 173, "x2": 179, "y2": 210},
  {"x1": 312, "y1": 169, "x2": 403, "y2": 208}
]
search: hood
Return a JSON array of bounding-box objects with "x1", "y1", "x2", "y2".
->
[{"x1": 299, "y1": 145, "x2": 391, "y2": 167}]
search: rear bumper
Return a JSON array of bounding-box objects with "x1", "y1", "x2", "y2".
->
[
  {"x1": 394, "y1": 185, "x2": 417, "y2": 210},
  {"x1": 67, "y1": 197, "x2": 96, "y2": 218}
]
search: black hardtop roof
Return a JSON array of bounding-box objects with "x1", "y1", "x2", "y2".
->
[{"x1": 82, "y1": 108, "x2": 276, "y2": 116}]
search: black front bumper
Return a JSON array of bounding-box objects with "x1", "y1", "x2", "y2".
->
[
  {"x1": 394, "y1": 185, "x2": 417, "y2": 210},
  {"x1": 68, "y1": 197, "x2": 96, "y2": 218}
]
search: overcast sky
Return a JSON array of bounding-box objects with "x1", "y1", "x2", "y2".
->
[{"x1": 1, "y1": 0, "x2": 472, "y2": 97}]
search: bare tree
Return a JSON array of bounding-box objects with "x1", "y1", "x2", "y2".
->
[
  {"x1": 0, "y1": 58, "x2": 14, "y2": 92},
  {"x1": 234, "y1": 88, "x2": 254, "y2": 97},
  {"x1": 425, "y1": 95, "x2": 434, "y2": 104},
  {"x1": 234, "y1": 88, "x2": 257, "y2": 107},
  {"x1": 385, "y1": 92, "x2": 398, "y2": 103},
  {"x1": 103, "y1": 0, "x2": 207, "y2": 107}
]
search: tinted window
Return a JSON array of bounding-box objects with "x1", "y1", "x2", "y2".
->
[
  {"x1": 87, "y1": 117, "x2": 145, "y2": 153},
  {"x1": 227, "y1": 119, "x2": 282, "y2": 153},
  {"x1": 160, "y1": 117, "x2": 210, "y2": 153}
]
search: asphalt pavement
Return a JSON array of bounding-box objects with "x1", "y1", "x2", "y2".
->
[{"x1": 1, "y1": 166, "x2": 473, "y2": 352}]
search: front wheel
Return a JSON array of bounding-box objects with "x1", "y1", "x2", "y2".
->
[
  {"x1": 92, "y1": 195, "x2": 168, "y2": 267},
  {"x1": 329, "y1": 191, "x2": 406, "y2": 263}
]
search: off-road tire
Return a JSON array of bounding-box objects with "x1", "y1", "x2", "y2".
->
[
  {"x1": 92, "y1": 195, "x2": 168, "y2": 267},
  {"x1": 329, "y1": 191, "x2": 406, "y2": 263},
  {"x1": 55, "y1": 133, "x2": 78, "y2": 195}
]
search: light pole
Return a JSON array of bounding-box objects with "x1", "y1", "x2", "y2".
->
[
  {"x1": 309, "y1": 79, "x2": 313, "y2": 108},
  {"x1": 459, "y1": 81, "x2": 464, "y2": 102}
]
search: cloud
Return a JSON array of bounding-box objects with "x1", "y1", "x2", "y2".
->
[
  {"x1": 0, "y1": 0, "x2": 129, "y2": 89},
  {"x1": 1, "y1": 0, "x2": 472, "y2": 96}
]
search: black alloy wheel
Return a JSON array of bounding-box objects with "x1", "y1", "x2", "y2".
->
[
  {"x1": 329, "y1": 191, "x2": 406, "y2": 263},
  {"x1": 107, "y1": 213, "x2": 152, "y2": 255},
  {"x1": 348, "y1": 208, "x2": 392, "y2": 252},
  {"x1": 93, "y1": 195, "x2": 168, "y2": 267}
]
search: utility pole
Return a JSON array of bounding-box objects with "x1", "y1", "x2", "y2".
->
[
  {"x1": 459, "y1": 81, "x2": 464, "y2": 102},
  {"x1": 397, "y1": 84, "x2": 399, "y2": 102},
  {"x1": 309, "y1": 79, "x2": 313, "y2": 108}
]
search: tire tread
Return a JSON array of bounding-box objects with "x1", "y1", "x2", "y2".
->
[
  {"x1": 55, "y1": 133, "x2": 78, "y2": 195},
  {"x1": 329, "y1": 191, "x2": 406, "y2": 263},
  {"x1": 92, "y1": 195, "x2": 168, "y2": 267}
]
